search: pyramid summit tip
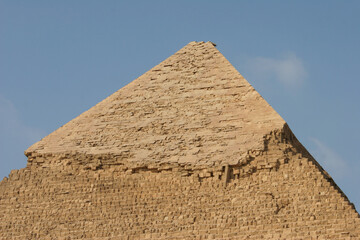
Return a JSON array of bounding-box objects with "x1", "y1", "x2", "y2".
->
[
  {"x1": 188, "y1": 41, "x2": 217, "y2": 47},
  {"x1": 208, "y1": 41, "x2": 217, "y2": 46}
]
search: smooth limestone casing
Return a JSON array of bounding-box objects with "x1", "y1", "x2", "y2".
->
[
  {"x1": 24, "y1": 41, "x2": 286, "y2": 166},
  {"x1": 1, "y1": 42, "x2": 359, "y2": 239}
]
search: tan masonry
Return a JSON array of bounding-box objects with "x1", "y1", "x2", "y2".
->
[{"x1": 1, "y1": 41, "x2": 359, "y2": 239}]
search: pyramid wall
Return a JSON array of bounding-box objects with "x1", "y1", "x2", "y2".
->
[
  {"x1": 1, "y1": 127, "x2": 359, "y2": 239},
  {"x1": 24, "y1": 41, "x2": 285, "y2": 165},
  {"x1": 1, "y1": 41, "x2": 359, "y2": 239}
]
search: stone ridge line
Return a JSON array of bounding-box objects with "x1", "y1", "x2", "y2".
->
[{"x1": 26, "y1": 41, "x2": 286, "y2": 166}]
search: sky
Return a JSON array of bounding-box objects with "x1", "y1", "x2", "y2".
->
[{"x1": 0, "y1": 1, "x2": 359, "y2": 210}]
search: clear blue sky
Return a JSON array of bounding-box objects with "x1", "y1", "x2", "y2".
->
[{"x1": 1, "y1": 1, "x2": 359, "y2": 210}]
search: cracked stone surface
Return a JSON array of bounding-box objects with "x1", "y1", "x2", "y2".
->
[
  {"x1": 1, "y1": 41, "x2": 359, "y2": 239},
  {"x1": 25, "y1": 41, "x2": 285, "y2": 166}
]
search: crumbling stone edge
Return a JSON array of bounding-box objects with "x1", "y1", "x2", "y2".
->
[{"x1": 4, "y1": 123, "x2": 357, "y2": 215}]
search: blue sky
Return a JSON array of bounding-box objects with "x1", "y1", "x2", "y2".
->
[{"x1": 1, "y1": 1, "x2": 359, "y2": 209}]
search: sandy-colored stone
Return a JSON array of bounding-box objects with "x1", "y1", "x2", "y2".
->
[
  {"x1": 0, "y1": 41, "x2": 359, "y2": 239},
  {"x1": 25, "y1": 41, "x2": 285, "y2": 166}
]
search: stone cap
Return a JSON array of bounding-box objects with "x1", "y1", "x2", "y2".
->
[{"x1": 26, "y1": 41, "x2": 286, "y2": 165}]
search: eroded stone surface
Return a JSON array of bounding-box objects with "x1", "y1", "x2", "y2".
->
[
  {"x1": 25, "y1": 41, "x2": 285, "y2": 166},
  {"x1": 1, "y1": 41, "x2": 359, "y2": 239}
]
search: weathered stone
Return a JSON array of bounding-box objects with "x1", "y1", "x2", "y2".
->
[{"x1": 0, "y1": 41, "x2": 359, "y2": 239}]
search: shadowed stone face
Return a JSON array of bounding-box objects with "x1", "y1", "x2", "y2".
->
[{"x1": 1, "y1": 41, "x2": 359, "y2": 239}]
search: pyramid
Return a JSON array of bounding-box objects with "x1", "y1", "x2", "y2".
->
[{"x1": 1, "y1": 41, "x2": 359, "y2": 239}]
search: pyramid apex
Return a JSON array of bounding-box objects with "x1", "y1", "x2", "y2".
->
[
  {"x1": 208, "y1": 41, "x2": 217, "y2": 46},
  {"x1": 26, "y1": 42, "x2": 285, "y2": 166},
  {"x1": 186, "y1": 41, "x2": 216, "y2": 47}
]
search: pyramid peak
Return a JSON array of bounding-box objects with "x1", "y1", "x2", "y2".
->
[
  {"x1": 26, "y1": 42, "x2": 285, "y2": 166},
  {"x1": 187, "y1": 41, "x2": 216, "y2": 46}
]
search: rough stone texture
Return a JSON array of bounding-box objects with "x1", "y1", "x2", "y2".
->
[
  {"x1": 25, "y1": 41, "x2": 284, "y2": 166},
  {"x1": 1, "y1": 41, "x2": 359, "y2": 239}
]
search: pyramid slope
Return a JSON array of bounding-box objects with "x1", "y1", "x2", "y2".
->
[
  {"x1": 1, "y1": 41, "x2": 359, "y2": 239},
  {"x1": 26, "y1": 41, "x2": 285, "y2": 166}
]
